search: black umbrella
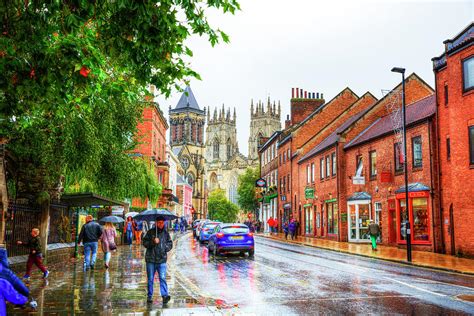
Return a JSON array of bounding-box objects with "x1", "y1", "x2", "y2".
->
[
  {"x1": 99, "y1": 215, "x2": 125, "y2": 224},
  {"x1": 133, "y1": 208, "x2": 178, "y2": 222}
]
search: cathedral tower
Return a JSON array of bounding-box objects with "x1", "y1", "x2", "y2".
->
[
  {"x1": 248, "y1": 97, "x2": 282, "y2": 163},
  {"x1": 169, "y1": 86, "x2": 206, "y2": 219},
  {"x1": 205, "y1": 105, "x2": 238, "y2": 163}
]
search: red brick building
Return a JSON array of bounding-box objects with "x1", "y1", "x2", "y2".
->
[
  {"x1": 133, "y1": 98, "x2": 171, "y2": 209},
  {"x1": 344, "y1": 95, "x2": 439, "y2": 252},
  {"x1": 432, "y1": 23, "x2": 474, "y2": 257}
]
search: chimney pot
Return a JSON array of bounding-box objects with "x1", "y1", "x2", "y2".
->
[
  {"x1": 321, "y1": 93, "x2": 324, "y2": 99},
  {"x1": 312, "y1": 92, "x2": 315, "y2": 99},
  {"x1": 292, "y1": 88, "x2": 295, "y2": 99},
  {"x1": 296, "y1": 88, "x2": 299, "y2": 99},
  {"x1": 287, "y1": 114, "x2": 290, "y2": 120},
  {"x1": 304, "y1": 91, "x2": 307, "y2": 98},
  {"x1": 316, "y1": 92, "x2": 319, "y2": 99}
]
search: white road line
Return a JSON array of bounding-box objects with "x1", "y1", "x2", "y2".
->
[{"x1": 384, "y1": 277, "x2": 447, "y2": 297}]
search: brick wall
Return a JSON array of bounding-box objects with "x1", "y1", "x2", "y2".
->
[{"x1": 435, "y1": 43, "x2": 474, "y2": 257}]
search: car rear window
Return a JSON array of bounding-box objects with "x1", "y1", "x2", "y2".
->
[
  {"x1": 222, "y1": 226, "x2": 249, "y2": 234},
  {"x1": 204, "y1": 224, "x2": 218, "y2": 229}
]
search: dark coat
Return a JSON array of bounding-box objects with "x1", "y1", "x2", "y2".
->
[
  {"x1": 289, "y1": 222, "x2": 297, "y2": 232},
  {"x1": 78, "y1": 221, "x2": 103, "y2": 243},
  {"x1": 21, "y1": 236, "x2": 42, "y2": 255},
  {"x1": 142, "y1": 227, "x2": 173, "y2": 264},
  {"x1": 368, "y1": 223, "x2": 381, "y2": 236}
]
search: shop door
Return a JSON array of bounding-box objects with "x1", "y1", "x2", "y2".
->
[
  {"x1": 389, "y1": 209, "x2": 397, "y2": 243},
  {"x1": 347, "y1": 203, "x2": 371, "y2": 242}
]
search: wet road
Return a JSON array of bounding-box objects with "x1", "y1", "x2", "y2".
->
[{"x1": 175, "y1": 234, "x2": 474, "y2": 315}]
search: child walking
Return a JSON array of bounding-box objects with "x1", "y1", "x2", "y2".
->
[{"x1": 17, "y1": 228, "x2": 49, "y2": 280}]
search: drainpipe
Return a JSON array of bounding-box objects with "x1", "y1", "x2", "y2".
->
[
  {"x1": 433, "y1": 72, "x2": 446, "y2": 254},
  {"x1": 336, "y1": 142, "x2": 340, "y2": 242},
  {"x1": 428, "y1": 119, "x2": 437, "y2": 253}
]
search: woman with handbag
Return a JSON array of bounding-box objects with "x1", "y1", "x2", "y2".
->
[{"x1": 100, "y1": 223, "x2": 117, "y2": 269}]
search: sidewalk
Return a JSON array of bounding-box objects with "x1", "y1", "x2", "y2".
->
[{"x1": 257, "y1": 232, "x2": 474, "y2": 275}]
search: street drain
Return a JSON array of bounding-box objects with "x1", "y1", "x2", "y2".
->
[{"x1": 457, "y1": 294, "x2": 474, "y2": 302}]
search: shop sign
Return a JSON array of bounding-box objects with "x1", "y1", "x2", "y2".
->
[
  {"x1": 303, "y1": 203, "x2": 312, "y2": 207},
  {"x1": 305, "y1": 187, "x2": 315, "y2": 199},
  {"x1": 352, "y1": 176, "x2": 365, "y2": 185},
  {"x1": 380, "y1": 171, "x2": 392, "y2": 183},
  {"x1": 325, "y1": 198, "x2": 337, "y2": 203},
  {"x1": 255, "y1": 178, "x2": 267, "y2": 188},
  {"x1": 283, "y1": 203, "x2": 291, "y2": 209},
  {"x1": 281, "y1": 195, "x2": 286, "y2": 201},
  {"x1": 396, "y1": 191, "x2": 430, "y2": 199}
]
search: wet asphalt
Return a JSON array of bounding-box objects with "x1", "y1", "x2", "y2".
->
[
  {"x1": 175, "y1": 234, "x2": 474, "y2": 315},
  {"x1": 6, "y1": 232, "x2": 474, "y2": 315}
]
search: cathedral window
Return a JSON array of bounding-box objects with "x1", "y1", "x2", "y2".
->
[
  {"x1": 227, "y1": 139, "x2": 232, "y2": 159},
  {"x1": 213, "y1": 139, "x2": 220, "y2": 159}
]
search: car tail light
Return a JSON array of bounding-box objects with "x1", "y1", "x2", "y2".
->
[
  {"x1": 248, "y1": 232, "x2": 254, "y2": 237},
  {"x1": 217, "y1": 233, "x2": 224, "y2": 238}
]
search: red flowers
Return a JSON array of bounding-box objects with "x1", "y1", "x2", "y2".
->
[
  {"x1": 79, "y1": 66, "x2": 90, "y2": 77},
  {"x1": 30, "y1": 68, "x2": 35, "y2": 79}
]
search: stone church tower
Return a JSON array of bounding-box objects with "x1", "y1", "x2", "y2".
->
[
  {"x1": 205, "y1": 105, "x2": 249, "y2": 205},
  {"x1": 248, "y1": 97, "x2": 282, "y2": 164},
  {"x1": 169, "y1": 86, "x2": 207, "y2": 219},
  {"x1": 205, "y1": 105, "x2": 238, "y2": 163}
]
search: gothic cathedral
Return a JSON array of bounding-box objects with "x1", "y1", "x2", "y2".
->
[
  {"x1": 169, "y1": 87, "x2": 207, "y2": 218},
  {"x1": 205, "y1": 105, "x2": 249, "y2": 205}
]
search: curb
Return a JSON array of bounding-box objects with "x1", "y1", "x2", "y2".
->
[{"x1": 256, "y1": 234, "x2": 474, "y2": 276}]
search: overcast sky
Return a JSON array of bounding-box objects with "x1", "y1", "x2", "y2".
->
[{"x1": 156, "y1": 0, "x2": 474, "y2": 156}]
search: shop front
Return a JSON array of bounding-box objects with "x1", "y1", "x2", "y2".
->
[
  {"x1": 325, "y1": 198, "x2": 338, "y2": 240},
  {"x1": 395, "y1": 183, "x2": 431, "y2": 245},
  {"x1": 347, "y1": 192, "x2": 372, "y2": 243},
  {"x1": 303, "y1": 204, "x2": 314, "y2": 235}
]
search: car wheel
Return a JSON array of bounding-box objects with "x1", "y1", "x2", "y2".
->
[
  {"x1": 240, "y1": 251, "x2": 245, "y2": 256},
  {"x1": 248, "y1": 249, "x2": 254, "y2": 257}
]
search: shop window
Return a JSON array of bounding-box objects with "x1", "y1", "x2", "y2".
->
[
  {"x1": 326, "y1": 156, "x2": 330, "y2": 178},
  {"x1": 399, "y1": 199, "x2": 408, "y2": 241},
  {"x1": 413, "y1": 198, "x2": 429, "y2": 241},
  {"x1": 394, "y1": 142, "x2": 404, "y2": 173},
  {"x1": 463, "y1": 56, "x2": 474, "y2": 92},
  {"x1": 331, "y1": 152, "x2": 336, "y2": 176},
  {"x1": 369, "y1": 150, "x2": 377, "y2": 179},
  {"x1": 470, "y1": 126, "x2": 474, "y2": 165},
  {"x1": 412, "y1": 136, "x2": 422, "y2": 168},
  {"x1": 305, "y1": 207, "x2": 314, "y2": 235},
  {"x1": 311, "y1": 163, "x2": 315, "y2": 183},
  {"x1": 327, "y1": 202, "x2": 338, "y2": 234},
  {"x1": 320, "y1": 158, "x2": 325, "y2": 180},
  {"x1": 446, "y1": 137, "x2": 451, "y2": 161}
]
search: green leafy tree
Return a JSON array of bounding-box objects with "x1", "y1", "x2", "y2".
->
[
  {"x1": 237, "y1": 167, "x2": 259, "y2": 213},
  {"x1": 208, "y1": 189, "x2": 239, "y2": 223},
  {"x1": 0, "y1": 1, "x2": 240, "y2": 201}
]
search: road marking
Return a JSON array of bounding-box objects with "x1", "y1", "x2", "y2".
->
[{"x1": 383, "y1": 277, "x2": 447, "y2": 297}]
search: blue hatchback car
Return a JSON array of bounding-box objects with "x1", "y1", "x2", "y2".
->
[
  {"x1": 208, "y1": 223, "x2": 254, "y2": 256},
  {"x1": 198, "y1": 222, "x2": 221, "y2": 243}
]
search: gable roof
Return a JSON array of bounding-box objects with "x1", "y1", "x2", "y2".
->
[
  {"x1": 170, "y1": 86, "x2": 205, "y2": 114},
  {"x1": 344, "y1": 94, "x2": 435, "y2": 150}
]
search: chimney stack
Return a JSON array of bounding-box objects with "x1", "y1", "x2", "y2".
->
[{"x1": 285, "y1": 114, "x2": 291, "y2": 129}]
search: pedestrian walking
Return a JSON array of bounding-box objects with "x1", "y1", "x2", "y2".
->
[
  {"x1": 16, "y1": 228, "x2": 49, "y2": 280},
  {"x1": 283, "y1": 222, "x2": 289, "y2": 240},
  {"x1": 143, "y1": 215, "x2": 173, "y2": 304},
  {"x1": 136, "y1": 221, "x2": 144, "y2": 244},
  {"x1": 78, "y1": 215, "x2": 103, "y2": 271},
  {"x1": 100, "y1": 222, "x2": 117, "y2": 269},
  {"x1": 368, "y1": 220, "x2": 381, "y2": 251},
  {"x1": 124, "y1": 216, "x2": 136, "y2": 245},
  {"x1": 289, "y1": 219, "x2": 297, "y2": 240},
  {"x1": 173, "y1": 219, "x2": 180, "y2": 234},
  {"x1": 267, "y1": 217, "x2": 275, "y2": 234},
  {"x1": 133, "y1": 219, "x2": 141, "y2": 245}
]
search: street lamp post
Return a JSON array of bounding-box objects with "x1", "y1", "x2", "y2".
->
[{"x1": 391, "y1": 67, "x2": 412, "y2": 262}]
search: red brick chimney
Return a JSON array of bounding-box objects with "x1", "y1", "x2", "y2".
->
[{"x1": 290, "y1": 87, "x2": 325, "y2": 126}]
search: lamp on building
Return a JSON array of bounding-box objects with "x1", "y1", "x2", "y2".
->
[{"x1": 391, "y1": 66, "x2": 412, "y2": 263}]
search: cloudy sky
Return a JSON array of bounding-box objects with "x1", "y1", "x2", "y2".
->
[{"x1": 156, "y1": 0, "x2": 473, "y2": 156}]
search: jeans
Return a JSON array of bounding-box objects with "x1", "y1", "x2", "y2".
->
[
  {"x1": 104, "y1": 252, "x2": 111, "y2": 265},
  {"x1": 83, "y1": 242, "x2": 98, "y2": 269},
  {"x1": 126, "y1": 230, "x2": 133, "y2": 244},
  {"x1": 146, "y1": 262, "x2": 168, "y2": 298}
]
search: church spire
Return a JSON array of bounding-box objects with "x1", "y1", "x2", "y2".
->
[
  {"x1": 233, "y1": 107, "x2": 236, "y2": 124},
  {"x1": 206, "y1": 106, "x2": 210, "y2": 122},
  {"x1": 278, "y1": 101, "x2": 281, "y2": 118},
  {"x1": 251, "y1": 99, "x2": 254, "y2": 117},
  {"x1": 213, "y1": 107, "x2": 217, "y2": 121}
]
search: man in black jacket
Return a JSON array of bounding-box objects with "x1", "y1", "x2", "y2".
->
[
  {"x1": 78, "y1": 215, "x2": 103, "y2": 271},
  {"x1": 142, "y1": 215, "x2": 173, "y2": 304}
]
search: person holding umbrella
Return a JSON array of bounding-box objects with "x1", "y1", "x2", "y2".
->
[
  {"x1": 99, "y1": 216, "x2": 123, "y2": 269},
  {"x1": 142, "y1": 215, "x2": 173, "y2": 305}
]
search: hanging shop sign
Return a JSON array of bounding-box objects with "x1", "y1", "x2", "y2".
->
[
  {"x1": 255, "y1": 178, "x2": 267, "y2": 188},
  {"x1": 305, "y1": 187, "x2": 315, "y2": 199}
]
